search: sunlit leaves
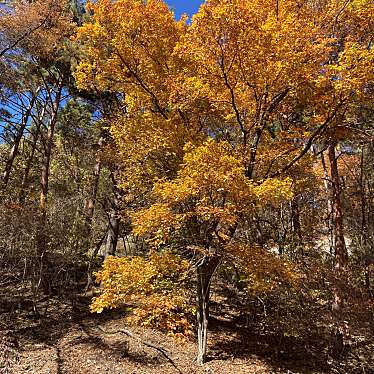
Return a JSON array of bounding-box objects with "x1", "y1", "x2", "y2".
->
[
  {"x1": 133, "y1": 139, "x2": 293, "y2": 245},
  {"x1": 227, "y1": 243, "x2": 300, "y2": 294},
  {"x1": 175, "y1": 0, "x2": 328, "y2": 134},
  {"x1": 91, "y1": 252, "x2": 194, "y2": 338},
  {"x1": 74, "y1": 0, "x2": 186, "y2": 98}
]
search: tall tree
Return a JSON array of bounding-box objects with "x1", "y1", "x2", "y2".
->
[{"x1": 74, "y1": 0, "x2": 374, "y2": 363}]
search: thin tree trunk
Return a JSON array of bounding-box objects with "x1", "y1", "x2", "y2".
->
[
  {"x1": 196, "y1": 256, "x2": 220, "y2": 365},
  {"x1": 19, "y1": 105, "x2": 45, "y2": 204},
  {"x1": 291, "y1": 196, "x2": 303, "y2": 255},
  {"x1": 328, "y1": 142, "x2": 348, "y2": 270},
  {"x1": 359, "y1": 148, "x2": 367, "y2": 245},
  {"x1": 40, "y1": 86, "x2": 62, "y2": 211},
  {"x1": 2, "y1": 89, "x2": 39, "y2": 188},
  {"x1": 85, "y1": 136, "x2": 103, "y2": 233},
  {"x1": 327, "y1": 141, "x2": 348, "y2": 359},
  {"x1": 106, "y1": 171, "x2": 121, "y2": 256},
  {"x1": 98, "y1": 169, "x2": 121, "y2": 259},
  {"x1": 321, "y1": 151, "x2": 334, "y2": 254},
  {"x1": 84, "y1": 139, "x2": 104, "y2": 288},
  {"x1": 358, "y1": 148, "x2": 372, "y2": 295},
  {"x1": 36, "y1": 85, "x2": 62, "y2": 294}
]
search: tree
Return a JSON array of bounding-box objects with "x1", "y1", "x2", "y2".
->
[{"x1": 74, "y1": 0, "x2": 374, "y2": 364}]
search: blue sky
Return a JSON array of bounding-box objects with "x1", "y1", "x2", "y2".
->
[{"x1": 165, "y1": 0, "x2": 203, "y2": 19}]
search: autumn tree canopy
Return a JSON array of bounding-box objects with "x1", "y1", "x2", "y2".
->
[{"x1": 72, "y1": 0, "x2": 374, "y2": 364}]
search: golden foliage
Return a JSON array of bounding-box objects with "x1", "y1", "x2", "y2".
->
[
  {"x1": 74, "y1": 0, "x2": 373, "y2": 202},
  {"x1": 74, "y1": 0, "x2": 187, "y2": 96},
  {"x1": 132, "y1": 140, "x2": 293, "y2": 244},
  {"x1": 91, "y1": 252, "x2": 194, "y2": 339},
  {"x1": 129, "y1": 294, "x2": 195, "y2": 340},
  {"x1": 227, "y1": 243, "x2": 300, "y2": 294}
]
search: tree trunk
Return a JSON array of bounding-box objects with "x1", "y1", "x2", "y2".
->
[
  {"x1": 107, "y1": 171, "x2": 122, "y2": 256},
  {"x1": 19, "y1": 104, "x2": 45, "y2": 204},
  {"x1": 291, "y1": 196, "x2": 303, "y2": 255},
  {"x1": 36, "y1": 85, "x2": 62, "y2": 294},
  {"x1": 330, "y1": 325, "x2": 345, "y2": 359},
  {"x1": 359, "y1": 148, "x2": 367, "y2": 246},
  {"x1": 40, "y1": 86, "x2": 62, "y2": 212},
  {"x1": 105, "y1": 215, "x2": 120, "y2": 256},
  {"x1": 321, "y1": 151, "x2": 334, "y2": 254},
  {"x1": 196, "y1": 256, "x2": 220, "y2": 365},
  {"x1": 2, "y1": 89, "x2": 39, "y2": 188},
  {"x1": 246, "y1": 127, "x2": 263, "y2": 179},
  {"x1": 327, "y1": 142, "x2": 348, "y2": 270},
  {"x1": 98, "y1": 169, "x2": 122, "y2": 259},
  {"x1": 85, "y1": 136, "x2": 103, "y2": 234},
  {"x1": 84, "y1": 136, "x2": 104, "y2": 288},
  {"x1": 327, "y1": 141, "x2": 348, "y2": 359}
]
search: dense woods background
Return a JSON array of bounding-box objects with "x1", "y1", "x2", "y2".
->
[{"x1": 0, "y1": 0, "x2": 373, "y2": 373}]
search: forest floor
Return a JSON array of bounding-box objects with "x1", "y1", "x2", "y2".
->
[{"x1": 0, "y1": 292, "x2": 373, "y2": 374}]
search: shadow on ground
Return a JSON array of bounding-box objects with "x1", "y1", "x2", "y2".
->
[{"x1": 207, "y1": 312, "x2": 374, "y2": 374}]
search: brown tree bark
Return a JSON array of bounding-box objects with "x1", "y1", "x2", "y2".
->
[
  {"x1": 321, "y1": 151, "x2": 334, "y2": 254},
  {"x1": 359, "y1": 148, "x2": 367, "y2": 245},
  {"x1": 328, "y1": 142, "x2": 348, "y2": 270}
]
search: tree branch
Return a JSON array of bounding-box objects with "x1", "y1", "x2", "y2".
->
[
  {"x1": 97, "y1": 325, "x2": 183, "y2": 373},
  {"x1": 114, "y1": 50, "x2": 168, "y2": 120},
  {"x1": 0, "y1": 16, "x2": 49, "y2": 59},
  {"x1": 270, "y1": 103, "x2": 345, "y2": 178}
]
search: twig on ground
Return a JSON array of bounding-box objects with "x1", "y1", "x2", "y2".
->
[{"x1": 97, "y1": 325, "x2": 183, "y2": 374}]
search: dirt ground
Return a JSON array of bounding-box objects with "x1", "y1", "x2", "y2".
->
[
  {"x1": 0, "y1": 296, "x2": 373, "y2": 374},
  {"x1": 1, "y1": 305, "x2": 271, "y2": 374}
]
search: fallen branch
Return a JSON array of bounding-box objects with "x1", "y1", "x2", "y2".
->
[{"x1": 97, "y1": 325, "x2": 183, "y2": 373}]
